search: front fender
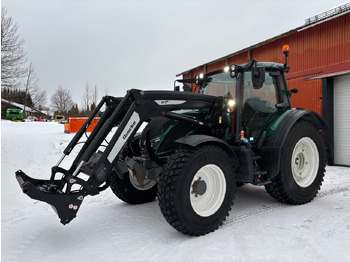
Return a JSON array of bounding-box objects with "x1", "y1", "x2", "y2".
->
[{"x1": 176, "y1": 134, "x2": 239, "y2": 167}]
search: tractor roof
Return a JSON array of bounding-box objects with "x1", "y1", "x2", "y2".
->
[{"x1": 240, "y1": 62, "x2": 285, "y2": 70}]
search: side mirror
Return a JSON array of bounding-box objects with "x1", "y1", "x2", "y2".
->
[
  {"x1": 289, "y1": 88, "x2": 298, "y2": 96},
  {"x1": 252, "y1": 66, "x2": 265, "y2": 89}
]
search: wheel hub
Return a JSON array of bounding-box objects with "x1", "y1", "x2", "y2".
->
[
  {"x1": 129, "y1": 170, "x2": 156, "y2": 191},
  {"x1": 294, "y1": 152, "x2": 306, "y2": 172},
  {"x1": 191, "y1": 177, "x2": 207, "y2": 197}
]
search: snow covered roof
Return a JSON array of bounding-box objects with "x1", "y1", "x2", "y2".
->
[
  {"x1": 1, "y1": 98, "x2": 37, "y2": 113},
  {"x1": 1, "y1": 98, "x2": 50, "y2": 116}
]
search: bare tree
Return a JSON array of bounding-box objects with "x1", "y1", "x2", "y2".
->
[
  {"x1": 32, "y1": 89, "x2": 47, "y2": 109},
  {"x1": 1, "y1": 8, "x2": 27, "y2": 89},
  {"x1": 92, "y1": 85, "x2": 99, "y2": 105},
  {"x1": 23, "y1": 62, "x2": 46, "y2": 109},
  {"x1": 22, "y1": 61, "x2": 37, "y2": 114},
  {"x1": 50, "y1": 86, "x2": 74, "y2": 113},
  {"x1": 81, "y1": 83, "x2": 91, "y2": 111}
]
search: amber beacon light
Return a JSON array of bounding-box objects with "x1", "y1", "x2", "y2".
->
[
  {"x1": 282, "y1": 45, "x2": 290, "y2": 72},
  {"x1": 282, "y1": 45, "x2": 290, "y2": 54}
]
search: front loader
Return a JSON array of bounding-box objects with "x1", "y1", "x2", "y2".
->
[{"x1": 16, "y1": 46, "x2": 329, "y2": 235}]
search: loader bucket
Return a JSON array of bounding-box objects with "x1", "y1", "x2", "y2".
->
[{"x1": 15, "y1": 170, "x2": 84, "y2": 225}]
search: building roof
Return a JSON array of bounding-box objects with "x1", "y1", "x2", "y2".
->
[
  {"x1": 1, "y1": 98, "x2": 51, "y2": 116},
  {"x1": 176, "y1": 2, "x2": 350, "y2": 77}
]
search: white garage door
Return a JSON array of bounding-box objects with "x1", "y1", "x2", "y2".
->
[{"x1": 334, "y1": 74, "x2": 350, "y2": 166}]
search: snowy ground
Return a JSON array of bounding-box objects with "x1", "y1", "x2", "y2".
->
[{"x1": 1, "y1": 121, "x2": 350, "y2": 262}]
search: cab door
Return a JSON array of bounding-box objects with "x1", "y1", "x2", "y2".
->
[{"x1": 241, "y1": 70, "x2": 284, "y2": 143}]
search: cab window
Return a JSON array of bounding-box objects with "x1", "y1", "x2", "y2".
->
[{"x1": 200, "y1": 72, "x2": 236, "y2": 99}]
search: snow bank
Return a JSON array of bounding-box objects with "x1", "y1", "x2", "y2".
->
[{"x1": 1, "y1": 121, "x2": 350, "y2": 261}]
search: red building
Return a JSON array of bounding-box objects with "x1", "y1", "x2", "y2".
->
[{"x1": 177, "y1": 4, "x2": 350, "y2": 166}]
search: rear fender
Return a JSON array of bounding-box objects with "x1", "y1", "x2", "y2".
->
[{"x1": 259, "y1": 110, "x2": 329, "y2": 180}]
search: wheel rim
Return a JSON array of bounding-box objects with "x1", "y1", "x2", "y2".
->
[
  {"x1": 190, "y1": 164, "x2": 226, "y2": 217},
  {"x1": 291, "y1": 137, "x2": 319, "y2": 188},
  {"x1": 129, "y1": 170, "x2": 156, "y2": 191}
]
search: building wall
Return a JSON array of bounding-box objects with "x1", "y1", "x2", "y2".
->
[{"x1": 186, "y1": 13, "x2": 350, "y2": 115}]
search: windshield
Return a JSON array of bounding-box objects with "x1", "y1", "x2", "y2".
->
[
  {"x1": 196, "y1": 68, "x2": 289, "y2": 144},
  {"x1": 199, "y1": 72, "x2": 236, "y2": 99}
]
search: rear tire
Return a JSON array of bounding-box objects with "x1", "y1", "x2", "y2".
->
[
  {"x1": 158, "y1": 144, "x2": 236, "y2": 236},
  {"x1": 265, "y1": 120, "x2": 327, "y2": 204},
  {"x1": 109, "y1": 169, "x2": 157, "y2": 204},
  {"x1": 109, "y1": 134, "x2": 157, "y2": 204}
]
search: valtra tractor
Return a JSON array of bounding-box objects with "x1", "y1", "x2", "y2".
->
[{"x1": 16, "y1": 46, "x2": 329, "y2": 236}]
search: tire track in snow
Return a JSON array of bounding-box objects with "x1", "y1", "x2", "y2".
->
[
  {"x1": 317, "y1": 185, "x2": 350, "y2": 198},
  {"x1": 223, "y1": 203, "x2": 285, "y2": 226},
  {"x1": 4, "y1": 185, "x2": 349, "y2": 261},
  {"x1": 223, "y1": 185, "x2": 350, "y2": 227}
]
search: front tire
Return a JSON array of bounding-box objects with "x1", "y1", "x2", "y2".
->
[
  {"x1": 158, "y1": 144, "x2": 236, "y2": 236},
  {"x1": 265, "y1": 120, "x2": 327, "y2": 204}
]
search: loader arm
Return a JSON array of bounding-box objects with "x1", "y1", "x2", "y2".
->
[{"x1": 16, "y1": 89, "x2": 222, "y2": 225}]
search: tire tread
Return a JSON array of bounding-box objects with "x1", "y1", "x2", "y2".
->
[{"x1": 158, "y1": 145, "x2": 236, "y2": 236}]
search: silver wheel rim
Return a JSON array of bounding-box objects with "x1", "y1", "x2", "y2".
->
[
  {"x1": 291, "y1": 137, "x2": 319, "y2": 188},
  {"x1": 190, "y1": 164, "x2": 226, "y2": 217},
  {"x1": 129, "y1": 170, "x2": 156, "y2": 191}
]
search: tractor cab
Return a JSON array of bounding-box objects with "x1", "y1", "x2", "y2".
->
[{"x1": 195, "y1": 61, "x2": 291, "y2": 145}]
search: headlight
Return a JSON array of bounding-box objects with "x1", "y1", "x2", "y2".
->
[
  {"x1": 195, "y1": 73, "x2": 204, "y2": 85},
  {"x1": 228, "y1": 99, "x2": 235, "y2": 107}
]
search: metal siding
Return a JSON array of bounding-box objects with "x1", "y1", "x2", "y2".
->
[
  {"x1": 251, "y1": 40, "x2": 285, "y2": 64},
  {"x1": 333, "y1": 74, "x2": 350, "y2": 166},
  {"x1": 251, "y1": 14, "x2": 350, "y2": 73},
  {"x1": 289, "y1": 14, "x2": 350, "y2": 74},
  {"x1": 186, "y1": 14, "x2": 350, "y2": 116},
  {"x1": 228, "y1": 52, "x2": 249, "y2": 65},
  {"x1": 206, "y1": 52, "x2": 248, "y2": 73},
  {"x1": 289, "y1": 76, "x2": 322, "y2": 114},
  {"x1": 183, "y1": 73, "x2": 191, "y2": 79},
  {"x1": 207, "y1": 60, "x2": 227, "y2": 72}
]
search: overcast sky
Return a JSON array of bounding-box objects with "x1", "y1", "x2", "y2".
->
[{"x1": 2, "y1": 0, "x2": 347, "y2": 108}]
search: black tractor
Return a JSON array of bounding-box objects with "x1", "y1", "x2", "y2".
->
[{"x1": 16, "y1": 46, "x2": 329, "y2": 236}]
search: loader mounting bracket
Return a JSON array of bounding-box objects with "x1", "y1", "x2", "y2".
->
[{"x1": 15, "y1": 170, "x2": 85, "y2": 225}]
